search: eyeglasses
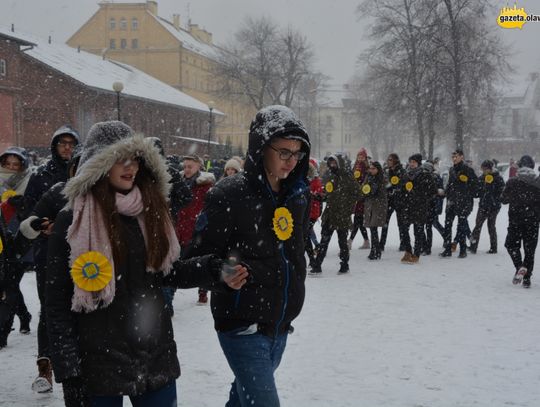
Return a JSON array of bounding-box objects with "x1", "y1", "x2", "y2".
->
[
  {"x1": 57, "y1": 141, "x2": 77, "y2": 148},
  {"x1": 269, "y1": 145, "x2": 306, "y2": 161}
]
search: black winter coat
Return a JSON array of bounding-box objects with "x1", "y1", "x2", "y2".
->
[
  {"x1": 445, "y1": 162, "x2": 478, "y2": 216},
  {"x1": 385, "y1": 163, "x2": 406, "y2": 209},
  {"x1": 187, "y1": 106, "x2": 311, "y2": 338},
  {"x1": 400, "y1": 167, "x2": 437, "y2": 225},
  {"x1": 168, "y1": 166, "x2": 192, "y2": 220},
  {"x1": 501, "y1": 167, "x2": 540, "y2": 222},
  {"x1": 478, "y1": 171, "x2": 505, "y2": 212},
  {"x1": 46, "y1": 209, "x2": 223, "y2": 395}
]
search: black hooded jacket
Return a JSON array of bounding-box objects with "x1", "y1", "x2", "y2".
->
[
  {"x1": 186, "y1": 106, "x2": 311, "y2": 337},
  {"x1": 501, "y1": 167, "x2": 540, "y2": 222},
  {"x1": 445, "y1": 161, "x2": 478, "y2": 216}
]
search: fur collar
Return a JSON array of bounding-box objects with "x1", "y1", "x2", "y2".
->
[{"x1": 63, "y1": 134, "x2": 171, "y2": 206}]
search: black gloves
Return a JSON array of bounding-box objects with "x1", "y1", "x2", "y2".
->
[
  {"x1": 62, "y1": 377, "x2": 90, "y2": 407},
  {"x1": 30, "y1": 217, "x2": 49, "y2": 232}
]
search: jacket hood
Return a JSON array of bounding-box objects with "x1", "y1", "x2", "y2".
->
[
  {"x1": 64, "y1": 121, "x2": 170, "y2": 206},
  {"x1": 244, "y1": 105, "x2": 310, "y2": 192},
  {"x1": 51, "y1": 125, "x2": 80, "y2": 161},
  {"x1": 0, "y1": 146, "x2": 29, "y2": 170},
  {"x1": 516, "y1": 167, "x2": 539, "y2": 187},
  {"x1": 328, "y1": 154, "x2": 348, "y2": 176}
]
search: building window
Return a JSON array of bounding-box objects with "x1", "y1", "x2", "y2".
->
[
  {"x1": 0, "y1": 59, "x2": 6, "y2": 77},
  {"x1": 131, "y1": 39, "x2": 138, "y2": 49},
  {"x1": 326, "y1": 133, "x2": 332, "y2": 143},
  {"x1": 120, "y1": 18, "x2": 127, "y2": 30},
  {"x1": 326, "y1": 115, "x2": 333, "y2": 126},
  {"x1": 109, "y1": 18, "x2": 116, "y2": 30},
  {"x1": 109, "y1": 39, "x2": 116, "y2": 49},
  {"x1": 131, "y1": 18, "x2": 139, "y2": 30},
  {"x1": 120, "y1": 39, "x2": 127, "y2": 49}
]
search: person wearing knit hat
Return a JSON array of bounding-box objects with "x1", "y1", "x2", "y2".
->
[
  {"x1": 501, "y1": 154, "x2": 540, "y2": 288},
  {"x1": 45, "y1": 121, "x2": 248, "y2": 405},
  {"x1": 469, "y1": 159, "x2": 505, "y2": 255},
  {"x1": 223, "y1": 158, "x2": 242, "y2": 178},
  {"x1": 408, "y1": 153, "x2": 423, "y2": 167}
]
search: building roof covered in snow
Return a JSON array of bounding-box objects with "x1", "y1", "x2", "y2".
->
[{"x1": 0, "y1": 26, "x2": 222, "y2": 115}]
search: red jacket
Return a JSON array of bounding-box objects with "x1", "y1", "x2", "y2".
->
[
  {"x1": 175, "y1": 172, "x2": 215, "y2": 247},
  {"x1": 309, "y1": 177, "x2": 323, "y2": 221}
]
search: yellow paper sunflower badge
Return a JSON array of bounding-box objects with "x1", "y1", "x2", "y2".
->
[
  {"x1": 325, "y1": 182, "x2": 334, "y2": 193},
  {"x1": 273, "y1": 207, "x2": 294, "y2": 241},
  {"x1": 354, "y1": 170, "x2": 361, "y2": 179},
  {"x1": 390, "y1": 176, "x2": 400, "y2": 185},
  {"x1": 0, "y1": 236, "x2": 3, "y2": 254},
  {"x1": 71, "y1": 251, "x2": 113, "y2": 292},
  {"x1": 1, "y1": 189, "x2": 17, "y2": 203},
  {"x1": 485, "y1": 174, "x2": 494, "y2": 184},
  {"x1": 362, "y1": 184, "x2": 371, "y2": 194},
  {"x1": 405, "y1": 181, "x2": 414, "y2": 192},
  {"x1": 459, "y1": 174, "x2": 468, "y2": 182}
]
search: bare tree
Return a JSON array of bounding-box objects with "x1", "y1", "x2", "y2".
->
[{"x1": 216, "y1": 16, "x2": 317, "y2": 110}]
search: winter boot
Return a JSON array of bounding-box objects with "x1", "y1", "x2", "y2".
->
[
  {"x1": 32, "y1": 357, "x2": 53, "y2": 393},
  {"x1": 409, "y1": 254, "x2": 420, "y2": 264},
  {"x1": 522, "y1": 277, "x2": 531, "y2": 289},
  {"x1": 359, "y1": 239, "x2": 370, "y2": 250},
  {"x1": 309, "y1": 263, "x2": 322, "y2": 275},
  {"x1": 197, "y1": 291, "x2": 208, "y2": 305},
  {"x1": 19, "y1": 313, "x2": 31, "y2": 335},
  {"x1": 338, "y1": 263, "x2": 349, "y2": 274},
  {"x1": 487, "y1": 248, "x2": 497, "y2": 254},
  {"x1": 458, "y1": 249, "x2": 467, "y2": 259},
  {"x1": 469, "y1": 243, "x2": 478, "y2": 254},
  {"x1": 450, "y1": 242, "x2": 457, "y2": 252},
  {"x1": 513, "y1": 267, "x2": 527, "y2": 285},
  {"x1": 400, "y1": 251, "x2": 413, "y2": 263},
  {"x1": 439, "y1": 247, "x2": 452, "y2": 257}
]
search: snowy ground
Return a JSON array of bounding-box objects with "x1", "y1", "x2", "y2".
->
[{"x1": 1, "y1": 205, "x2": 540, "y2": 407}]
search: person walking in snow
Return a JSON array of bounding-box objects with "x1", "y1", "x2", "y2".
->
[
  {"x1": 400, "y1": 154, "x2": 437, "y2": 264},
  {"x1": 349, "y1": 148, "x2": 371, "y2": 250},
  {"x1": 360, "y1": 161, "x2": 387, "y2": 260},
  {"x1": 501, "y1": 155, "x2": 540, "y2": 288},
  {"x1": 422, "y1": 161, "x2": 445, "y2": 255},
  {"x1": 439, "y1": 149, "x2": 478, "y2": 259},
  {"x1": 305, "y1": 158, "x2": 324, "y2": 268},
  {"x1": 175, "y1": 155, "x2": 215, "y2": 304},
  {"x1": 469, "y1": 160, "x2": 505, "y2": 254},
  {"x1": 312, "y1": 154, "x2": 360, "y2": 274},
  {"x1": 380, "y1": 153, "x2": 407, "y2": 251},
  {"x1": 186, "y1": 106, "x2": 310, "y2": 407},
  {"x1": 22, "y1": 124, "x2": 80, "y2": 393},
  {"x1": 45, "y1": 121, "x2": 247, "y2": 407}
]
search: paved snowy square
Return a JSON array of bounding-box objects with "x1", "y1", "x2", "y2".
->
[{"x1": 1, "y1": 207, "x2": 539, "y2": 406}]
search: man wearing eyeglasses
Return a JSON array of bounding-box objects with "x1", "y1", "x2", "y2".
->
[
  {"x1": 21, "y1": 124, "x2": 79, "y2": 393},
  {"x1": 186, "y1": 105, "x2": 310, "y2": 407}
]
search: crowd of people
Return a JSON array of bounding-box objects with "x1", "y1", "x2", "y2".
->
[{"x1": 0, "y1": 104, "x2": 539, "y2": 406}]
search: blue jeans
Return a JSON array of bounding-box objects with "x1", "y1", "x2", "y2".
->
[
  {"x1": 218, "y1": 327, "x2": 288, "y2": 407},
  {"x1": 90, "y1": 381, "x2": 177, "y2": 407}
]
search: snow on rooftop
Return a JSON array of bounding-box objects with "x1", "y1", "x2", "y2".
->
[{"x1": 0, "y1": 26, "x2": 222, "y2": 115}]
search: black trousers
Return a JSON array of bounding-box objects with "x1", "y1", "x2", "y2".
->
[
  {"x1": 35, "y1": 258, "x2": 49, "y2": 358},
  {"x1": 505, "y1": 219, "x2": 539, "y2": 278},
  {"x1": 315, "y1": 223, "x2": 349, "y2": 267},
  {"x1": 380, "y1": 204, "x2": 406, "y2": 249},
  {"x1": 471, "y1": 208, "x2": 499, "y2": 251},
  {"x1": 425, "y1": 214, "x2": 445, "y2": 251},
  {"x1": 304, "y1": 220, "x2": 317, "y2": 265},
  {"x1": 444, "y1": 205, "x2": 470, "y2": 251},
  {"x1": 350, "y1": 212, "x2": 368, "y2": 241},
  {"x1": 402, "y1": 223, "x2": 427, "y2": 257}
]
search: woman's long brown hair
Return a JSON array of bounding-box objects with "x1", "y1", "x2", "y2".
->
[{"x1": 91, "y1": 161, "x2": 171, "y2": 270}]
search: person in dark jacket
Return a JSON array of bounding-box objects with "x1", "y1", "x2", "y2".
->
[
  {"x1": 45, "y1": 121, "x2": 247, "y2": 407},
  {"x1": 501, "y1": 155, "x2": 540, "y2": 288},
  {"x1": 349, "y1": 148, "x2": 371, "y2": 249},
  {"x1": 305, "y1": 158, "x2": 323, "y2": 267},
  {"x1": 400, "y1": 154, "x2": 437, "y2": 263},
  {"x1": 422, "y1": 161, "x2": 445, "y2": 255},
  {"x1": 361, "y1": 161, "x2": 388, "y2": 260},
  {"x1": 380, "y1": 153, "x2": 407, "y2": 251},
  {"x1": 21, "y1": 124, "x2": 80, "y2": 393},
  {"x1": 186, "y1": 105, "x2": 310, "y2": 407},
  {"x1": 440, "y1": 149, "x2": 478, "y2": 258},
  {"x1": 312, "y1": 154, "x2": 360, "y2": 274},
  {"x1": 470, "y1": 160, "x2": 505, "y2": 254}
]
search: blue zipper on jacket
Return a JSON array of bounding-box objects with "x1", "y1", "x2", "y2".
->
[{"x1": 263, "y1": 179, "x2": 308, "y2": 337}]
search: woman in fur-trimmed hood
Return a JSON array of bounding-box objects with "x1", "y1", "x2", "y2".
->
[{"x1": 45, "y1": 121, "x2": 248, "y2": 406}]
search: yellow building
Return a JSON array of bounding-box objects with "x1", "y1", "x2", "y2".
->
[{"x1": 67, "y1": 0, "x2": 254, "y2": 152}]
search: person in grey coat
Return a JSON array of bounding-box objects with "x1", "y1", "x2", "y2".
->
[{"x1": 361, "y1": 161, "x2": 388, "y2": 260}]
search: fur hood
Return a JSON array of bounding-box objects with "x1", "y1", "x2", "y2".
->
[
  {"x1": 64, "y1": 126, "x2": 170, "y2": 206},
  {"x1": 180, "y1": 170, "x2": 215, "y2": 186}
]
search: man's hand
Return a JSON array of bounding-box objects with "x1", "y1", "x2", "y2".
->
[{"x1": 222, "y1": 264, "x2": 249, "y2": 290}]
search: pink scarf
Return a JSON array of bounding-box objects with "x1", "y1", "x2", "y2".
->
[{"x1": 68, "y1": 186, "x2": 181, "y2": 312}]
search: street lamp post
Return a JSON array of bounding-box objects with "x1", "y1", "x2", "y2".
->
[
  {"x1": 207, "y1": 100, "x2": 215, "y2": 156},
  {"x1": 112, "y1": 81, "x2": 124, "y2": 121}
]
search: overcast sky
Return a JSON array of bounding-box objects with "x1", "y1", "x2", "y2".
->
[{"x1": 2, "y1": 0, "x2": 540, "y2": 88}]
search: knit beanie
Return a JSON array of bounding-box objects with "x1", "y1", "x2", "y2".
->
[
  {"x1": 409, "y1": 153, "x2": 423, "y2": 166},
  {"x1": 224, "y1": 158, "x2": 242, "y2": 173}
]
